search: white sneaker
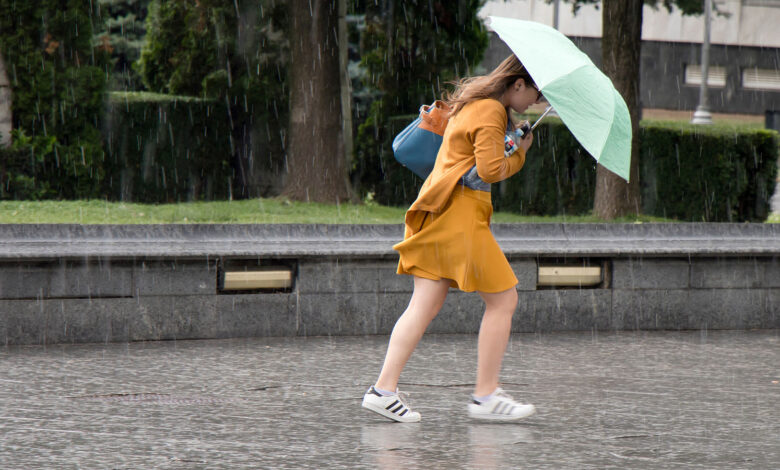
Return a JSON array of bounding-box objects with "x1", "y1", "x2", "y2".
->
[
  {"x1": 362, "y1": 386, "x2": 422, "y2": 423},
  {"x1": 468, "y1": 388, "x2": 535, "y2": 421}
]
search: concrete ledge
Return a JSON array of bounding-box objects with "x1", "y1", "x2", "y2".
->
[
  {"x1": 0, "y1": 223, "x2": 778, "y2": 344},
  {"x1": 1, "y1": 223, "x2": 779, "y2": 259}
]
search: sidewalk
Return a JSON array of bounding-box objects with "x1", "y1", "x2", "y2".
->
[{"x1": 2, "y1": 330, "x2": 778, "y2": 469}]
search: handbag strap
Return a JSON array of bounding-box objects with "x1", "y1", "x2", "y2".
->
[{"x1": 418, "y1": 100, "x2": 451, "y2": 136}]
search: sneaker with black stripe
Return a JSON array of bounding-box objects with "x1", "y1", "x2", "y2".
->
[
  {"x1": 361, "y1": 386, "x2": 421, "y2": 423},
  {"x1": 467, "y1": 388, "x2": 535, "y2": 421}
]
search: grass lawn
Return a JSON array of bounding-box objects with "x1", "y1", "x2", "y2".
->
[{"x1": 0, "y1": 199, "x2": 675, "y2": 224}]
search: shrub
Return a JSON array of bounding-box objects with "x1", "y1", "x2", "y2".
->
[
  {"x1": 362, "y1": 116, "x2": 779, "y2": 222},
  {"x1": 0, "y1": 0, "x2": 109, "y2": 200},
  {"x1": 492, "y1": 117, "x2": 597, "y2": 216},
  {"x1": 102, "y1": 92, "x2": 233, "y2": 202},
  {"x1": 640, "y1": 121, "x2": 778, "y2": 222},
  {"x1": 0, "y1": 130, "x2": 60, "y2": 200}
]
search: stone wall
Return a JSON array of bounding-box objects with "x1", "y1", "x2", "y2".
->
[{"x1": 1, "y1": 243, "x2": 777, "y2": 345}]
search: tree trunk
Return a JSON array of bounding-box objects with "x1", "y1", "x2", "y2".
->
[
  {"x1": 338, "y1": 0, "x2": 355, "y2": 201},
  {"x1": 283, "y1": 0, "x2": 353, "y2": 202},
  {"x1": 0, "y1": 51, "x2": 11, "y2": 148},
  {"x1": 593, "y1": 0, "x2": 642, "y2": 219}
]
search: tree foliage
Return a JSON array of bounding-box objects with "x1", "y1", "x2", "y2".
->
[
  {"x1": 0, "y1": 0, "x2": 109, "y2": 199},
  {"x1": 139, "y1": 0, "x2": 288, "y2": 99},
  {"x1": 95, "y1": 0, "x2": 150, "y2": 90},
  {"x1": 138, "y1": 0, "x2": 289, "y2": 197}
]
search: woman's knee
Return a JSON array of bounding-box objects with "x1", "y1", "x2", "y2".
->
[
  {"x1": 408, "y1": 276, "x2": 450, "y2": 315},
  {"x1": 481, "y1": 286, "x2": 518, "y2": 314}
]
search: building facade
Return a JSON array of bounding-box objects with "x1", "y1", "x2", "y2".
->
[{"x1": 480, "y1": 0, "x2": 780, "y2": 115}]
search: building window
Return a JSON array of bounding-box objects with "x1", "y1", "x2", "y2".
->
[
  {"x1": 684, "y1": 65, "x2": 727, "y2": 87},
  {"x1": 742, "y1": 67, "x2": 780, "y2": 90},
  {"x1": 742, "y1": 0, "x2": 780, "y2": 7}
]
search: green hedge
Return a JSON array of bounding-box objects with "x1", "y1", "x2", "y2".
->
[
  {"x1": 492, "y1": 118, "x2": 597, "y2": 216},
  {"x1": 103, "y1": 92, "x2": 233, "y2": 202},
  {"x1": 357, "y1": 117, "x2": 779, "y2": 222},
  {"x1": 639, "y1": 121, "x2": 778, "y2": 222},
  {"x1": 1, "y1": 93, "x2": 235, "y2": 202}
]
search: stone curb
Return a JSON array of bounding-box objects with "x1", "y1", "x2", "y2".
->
[{"x1": 1, "y1": 223, "x2": 778, "y2": 259}]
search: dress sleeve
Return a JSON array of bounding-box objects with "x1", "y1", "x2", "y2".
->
[{"x1": 471, "y1": 103, "x2": 526, "y2": 184}]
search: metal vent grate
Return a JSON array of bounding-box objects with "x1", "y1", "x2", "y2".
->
[{"x1": 538, "y1": 265, "x2": 603, "y2": 287}]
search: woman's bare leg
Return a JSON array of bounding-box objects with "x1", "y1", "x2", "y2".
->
[
  {"x1": 474, "y1": 286, "x2": 518, "y2": 396},
  {"x1": 375, "y1": 276, "x2": 451, "y2": 391}
]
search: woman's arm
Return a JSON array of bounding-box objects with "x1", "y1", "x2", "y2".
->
[{"x1": 472, "y1": 123, "x2": 527, "y2": 184}]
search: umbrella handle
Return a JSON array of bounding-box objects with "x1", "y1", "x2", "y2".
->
[
  {"x1": 516, "y1": 121, "x2": 531, "y2": 140},
  {"x1": 516, "y1": 106, "x2": 554, "y2": 139}
]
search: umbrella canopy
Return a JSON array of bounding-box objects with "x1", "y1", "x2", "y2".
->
[{"x1": 489, "y1": 16, "x2": 632, "y2": 182}]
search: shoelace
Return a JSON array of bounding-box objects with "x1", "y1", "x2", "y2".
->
[
  {"x1": 493, "y1": 389, "x2": 521, "y2": 404},
  {"x1": 396, "y1": 389, "x2": 413, "y2": 409},
  {"x1": 494, "y1": 389, "x2": 512, "y2": 400}
]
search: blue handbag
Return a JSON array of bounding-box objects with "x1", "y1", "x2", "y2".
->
[{"x1": 392, "y1": 100, "x2": 451, "y2": 180}]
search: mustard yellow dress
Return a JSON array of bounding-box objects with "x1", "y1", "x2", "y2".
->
[{"x1": 394, "y1": 99, "x2": 526, "y2": 293}]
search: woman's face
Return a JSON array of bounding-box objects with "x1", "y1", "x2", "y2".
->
[{"x1": 502, "y1": 78, "x2": 542, "y2": 114}]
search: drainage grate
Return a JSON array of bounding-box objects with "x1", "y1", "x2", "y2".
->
[{"x1": 67, "y1": 393, "x2": 233, "y2": 405}]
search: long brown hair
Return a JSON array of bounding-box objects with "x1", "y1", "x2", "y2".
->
[{"x1": 443, "y1": 54, "x2": 536, "y2": 118}]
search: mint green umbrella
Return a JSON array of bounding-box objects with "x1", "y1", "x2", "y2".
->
[{"x1": 489, "y1": 16, "x2": 632, "y2": 182}]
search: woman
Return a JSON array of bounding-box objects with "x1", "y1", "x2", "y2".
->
[{"x1": 362, "y1": 54, "x2": 542, "y2": 422}]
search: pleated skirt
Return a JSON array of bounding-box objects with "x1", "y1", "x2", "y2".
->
[{"x1": 393, "y1": 185, "x2": 518, "y2": 293}]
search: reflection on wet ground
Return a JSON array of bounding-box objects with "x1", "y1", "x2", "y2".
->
[{"x1": 1, "y1": 330, "x2": 778, "y2": 469}]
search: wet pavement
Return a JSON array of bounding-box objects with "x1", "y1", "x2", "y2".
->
[{"x1": 1, "y1": 330, "x2": 779, "y2": 469}]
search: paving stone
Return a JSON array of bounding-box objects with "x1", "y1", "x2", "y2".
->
[
  {"x1": 428, "y1": 292, "x2": 486, "y2": 334},
  {"x1": 133, "y1": 260, "x2": 217, "y2": 296},
  {"x1": 0, "y1": 261, "x2": 132, "y2": 299},
  {"x1": 215, "y1": 293, "x2": 297, "y2": 337},
  {"x1": 297, "y1": 293, "x2": 382, "y2": 336},
  {"x1": 689, "y1": 257, "x2": 780, "y2": 289},
  {"x1": 612, "y1": 258, "x2": 689, "y2": 289},
  {"x1": 297, "y1": 260, "x2": 402, "y2": 294},
  {"x1": 0, "y1": 298, "x2": 134, "y2": 345},
  {"x1": 612, "y1": 289, "x2": 768, "y2": 330},
  {"x1": 508, "y1": 258, "x2": 537, "y2": 291},
  {"x1": 515, "y1": 289, "x2": 613, "y2": 332},
  {"x1": 130, "y1": 295, "x2": 219, "y2": 341}
]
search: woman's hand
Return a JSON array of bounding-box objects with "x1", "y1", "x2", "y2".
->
[
  {"x1": 519, "y1": 130, "x2": 533, "y2": 152},
  {"x1": 514, "y1": 120, "x2": 533, "y2": 153}
]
